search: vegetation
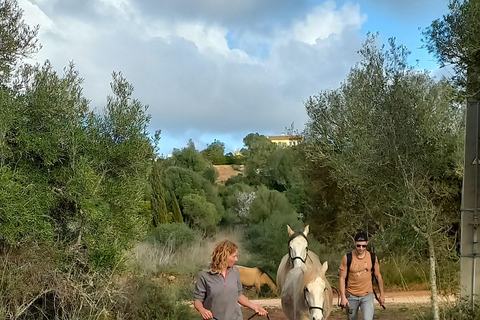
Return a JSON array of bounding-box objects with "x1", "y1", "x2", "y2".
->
[
  {"x1": 423, "y1": 0, "x2": 480, "y2": 97},
  {"x1": 0, "y1": 0, "x2": 474, "y2": 318}
]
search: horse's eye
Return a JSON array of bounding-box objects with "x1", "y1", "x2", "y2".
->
[
  {"x1": 305, "y1": 288, "x2": 309, "y2": 292},
  {"x1": 324, "y1": 288, "x2": 328, "y2": 291}
]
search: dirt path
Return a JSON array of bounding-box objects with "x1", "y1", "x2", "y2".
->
[
  {"x1": 250, "y1": 290, "x2": 438, "y2": 307},
  {"x1": 244, "y1": 291, "x2": 451, "y2": 320}
]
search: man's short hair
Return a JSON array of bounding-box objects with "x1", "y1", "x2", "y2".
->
[{"x1": 354, "y1": 232, "x2": 368, "y2": 242}]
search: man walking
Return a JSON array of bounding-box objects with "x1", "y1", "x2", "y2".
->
[{"x1": 339, "y1": 232, "x2": 385, "y2": 320}]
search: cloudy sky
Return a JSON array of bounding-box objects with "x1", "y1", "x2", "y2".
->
[{"x1": 18, "y1": 0, "x2": 450, "y2": 156}]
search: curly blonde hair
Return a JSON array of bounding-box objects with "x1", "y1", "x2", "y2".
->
[{"x1": 209, "y1": 240, "x2": 238, "y2": 273}]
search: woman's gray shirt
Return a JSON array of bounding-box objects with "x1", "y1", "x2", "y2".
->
[{"x1": 194, "y1": 266, "x2": 243, "y2": 320}]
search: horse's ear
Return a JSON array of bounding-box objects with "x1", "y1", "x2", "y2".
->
[
  {"x1": 303, "y1": 225, "x2": 309, "y2": 237},
  {"x1": 287, "y1": 225, "x2": 294, "y2": 236},
  {"x1": 321, "y1": 261, "x2": 328, "y2": 273}
]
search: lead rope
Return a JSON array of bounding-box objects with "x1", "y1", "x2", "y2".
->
[
  {"x1": 330, "y1": 286, "x2": 353, "y2": 315},
  {"x1": 246, "y1": 312, "x2": 271, "y2": 320}
]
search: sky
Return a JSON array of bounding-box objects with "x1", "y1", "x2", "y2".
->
[{"x1": 17, "y1": 0, "x2": 451, "y2": 156}]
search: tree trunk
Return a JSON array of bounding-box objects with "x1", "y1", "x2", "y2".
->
[{"x1": 428, "y1": 235, "x2": 440, "y2": 320}]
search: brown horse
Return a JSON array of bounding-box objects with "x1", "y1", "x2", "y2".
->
[{"x1": 237, "y1": 266, "x2": 277, "y2": 294}]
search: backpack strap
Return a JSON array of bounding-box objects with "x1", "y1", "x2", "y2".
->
[
  {"x1": 371, "y1": 252, "x2": 376, "y2": 282},
  {"x1": 345, "y1": 252, "x2": 352, "y2": 287}
]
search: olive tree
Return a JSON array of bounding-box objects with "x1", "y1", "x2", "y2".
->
[{"x1": 304, "y1": 35, "x2": 463, "y2": 319}]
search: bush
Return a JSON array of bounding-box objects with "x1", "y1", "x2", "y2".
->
[
  {"x1": 247, "y1": 186, "x2": 296, "y2": 225},
  {"x1": 182, "y1": 194, "x2": 221, "y2": 234},
  {"x1": 125, "y1": 277, "x2": 196, "y2": 320},
  {"x1": 147, "y1": 223, "x2": 196, "y2": 251}
]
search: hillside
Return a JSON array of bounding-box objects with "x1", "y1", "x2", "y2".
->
[{"x1": 213, "y1": 165, "x2": 243, "y2": 184}]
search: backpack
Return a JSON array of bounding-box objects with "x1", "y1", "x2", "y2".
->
[{"x1": 345, "y1": 251, "x2": 376, "y2": 288}]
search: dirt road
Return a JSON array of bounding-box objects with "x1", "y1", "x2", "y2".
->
[
  {"x1": 250, "y1": 290, "x2": 438, "y2": 307},
  {"x1": 244, "y1": 291, "x2": 451, "y2": 320}
]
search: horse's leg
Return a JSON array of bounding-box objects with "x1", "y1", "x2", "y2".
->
[{"x1": 255, "y1": 281, "x2": 261, "y2": 298}]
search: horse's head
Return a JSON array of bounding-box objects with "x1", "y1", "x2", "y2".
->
[
  {"x1": 304, "y1": 261, "x2": 329, "y2": 320},
  {"x1": 287, "y1": 225, "x2": 309, "y2": 268}
]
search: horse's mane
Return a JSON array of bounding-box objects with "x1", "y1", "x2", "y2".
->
[
  {"x1": 257, "y1": 267, "x2": 275, "y2": 283},
  {"x1": 238, "y1": 266, "x2": 275, "y2": 283},
  {"x1": 299, "y1": 265, "x2": 333, "y2": 317},
  {"x1": 300, "y1": 265, "x2": 325, "y2": 290}
]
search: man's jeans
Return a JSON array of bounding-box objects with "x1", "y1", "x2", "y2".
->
[{"x1": 346, "y1": 293, "x2": 374, "y2": 320}]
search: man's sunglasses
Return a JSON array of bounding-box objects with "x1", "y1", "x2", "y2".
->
[{"x1": 356, "y1": 244, "x2": 367, "y2": 248}]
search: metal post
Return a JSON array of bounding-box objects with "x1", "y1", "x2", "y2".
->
[
  {"x1": 460, "y1": 100, "x2": 480, "y2": 304},
  {"x1": 473, "y1": 101, "x2": 479, "y2": 308}
]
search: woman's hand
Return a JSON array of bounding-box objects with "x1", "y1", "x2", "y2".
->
[
  {"x1": 199, "y1": 307, "x2": 213, "y2": 319},
  {"x1": 253, "y1": 306, "x2": 268, "y2": 316}
]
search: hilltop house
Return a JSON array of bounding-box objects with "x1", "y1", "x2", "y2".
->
[{"x1": 266, "y1": 134, "x2": 301, "y2": 147}]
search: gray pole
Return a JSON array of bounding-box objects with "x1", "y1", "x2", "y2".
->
[{"x1": 461, "y1": 100, "x2": 480, "y2": 304}]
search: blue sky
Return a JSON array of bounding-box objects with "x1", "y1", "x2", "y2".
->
[{"x1": 18, "y1": 0, "x2": 450, "y2": 156}]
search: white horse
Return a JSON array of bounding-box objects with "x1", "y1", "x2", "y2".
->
[
  {"x1": 281, "y1": 262, "x2": 333, "y2": 320},
  {"x1": 276, "y1": 225, "x2": 323, "y2": 293}
]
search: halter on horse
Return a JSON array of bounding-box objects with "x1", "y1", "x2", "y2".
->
[
  {"x1": 305, "y1": 289, "x2": 325, "y2": 314},
  {"x1": 287, "y1": 225, "x2": 309, "y2": 267},
  {"x1": 278, "y1": 225, "x2": 333, "y2": 319}
]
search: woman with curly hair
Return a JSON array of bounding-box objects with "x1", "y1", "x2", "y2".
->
[{"x1": 194, "y1": 240, "x2": 268, "y2": 320}]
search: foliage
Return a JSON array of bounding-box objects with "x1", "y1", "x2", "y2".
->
[
  {"x1": 0, "y1": 166, "x2": 55, "y2": 245},
  {"x1": 125, "y1": 276, "x2": 196, "y2": 320},
  {"x1": 147, "y1": 223, "x2": 196, "y2": 251},
  {"x1": 304, "y1": 34, "x2": 463, "y2": 319},
  {"x1": 182, "y1": 194, "x2": 221, "y2": 234},
  {"x1": 171, "y1": 196, "x2": 183, "y2": 223},
  {"x1": 0, "y1": 61, "x2": 154, "y2": 269},
  {"x1": 169, "y1": 140, "x2": 217, "y2": 183},
  {"x1": 201, "y1": 139, "x2": 226, "y2": 165},
  {"x1": 162, "y1": 166, "x2": 224, "y2": 219},
  {"x1": 150, "y1": 160, "x2": 169, "y2": 226},
  {"x1": 225, "y1": 151, "x2": 244, "y2": 165},
  {"x1": 262, "y1": 146, "x2": 304, "y2": 192},
  {"x1": 247, "y1": 186, "x2": 297, "y2": 225},
  {"x1": 0, "y1": 0, "x2": 40, "y2": 84},
  {"x1": 423, "y1": 0, "x2": 480, "y2": 96},
  {"x1": 304, "y1": 34, "x2": 463, "y2": 241},
  {"x1": 218, "y1": 183, "x2": 255, "y2": 225},
  {"x1": 242, "y1": 133, "x2": 277, "y2": 182}
]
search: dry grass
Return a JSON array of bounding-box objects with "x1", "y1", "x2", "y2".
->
[
  {"x1": 129, "y1": 227, "x2": 247, "y2": 274},
  {"x1": 213, "y1": 165, "x2": 243, "y2": 184}
]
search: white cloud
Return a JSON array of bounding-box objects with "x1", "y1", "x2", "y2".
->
[
  {"x1": 18, "y1": 0, "x2": 54, "y2": 31},
  {"x1": 291, "y1": 2, "x2": 366, "y2": 44},
  {"x1": 16, "y1": 0, "x2": 367, "y2": 153}
]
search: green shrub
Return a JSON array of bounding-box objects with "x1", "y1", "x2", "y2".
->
[
  {"x1": 147, "y1": 223, "x2": 196, "y2": 251},
  {"x1": 126, "y1": 277, "x2": 196, "y2": 320},
  {"x1": 182, "y1": 194, "x2": 221, "y2": 234}
]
